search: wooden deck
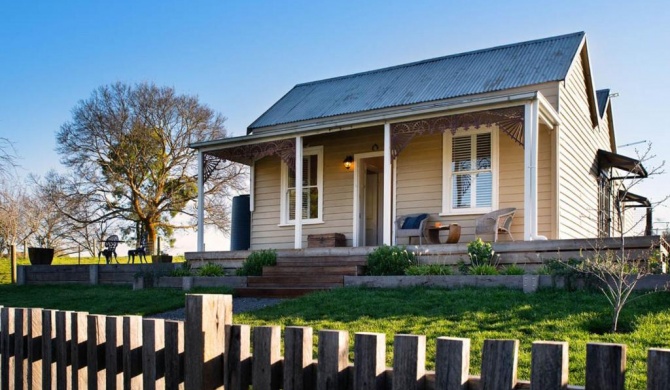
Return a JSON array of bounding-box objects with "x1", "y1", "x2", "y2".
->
[{"x1": 185, "y1": 236, "x2": 667, "y2": 297}]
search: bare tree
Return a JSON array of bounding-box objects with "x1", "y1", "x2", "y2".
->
[
  {"x1": 55, "y1": 82, "x2": 247, "y2": 254},
  {"x1": 0, "y1": 137, "x2": 18, "y2": 180},
  {"x1": 575, "y1": 142, "x2": 668, "y2": 332},
  {"x1": 0, "y1": 181, "x2": 38, "y2": 254}
]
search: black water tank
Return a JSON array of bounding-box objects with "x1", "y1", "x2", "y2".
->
[{"x1": 230, "y1": 195, "x2": 251, "y2": 250}]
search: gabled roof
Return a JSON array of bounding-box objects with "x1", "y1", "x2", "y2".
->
[
  {"x1": 596, "y1": 89, "x2": 610, "y2": 118},
  {"x1": 249, "y1": 32, "x2": 586, "y2": 132}
]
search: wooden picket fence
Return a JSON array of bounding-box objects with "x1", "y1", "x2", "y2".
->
[{"x1": 1, "y1": 294, "x2": 670, "y2": 390}]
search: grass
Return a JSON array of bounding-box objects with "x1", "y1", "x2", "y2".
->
[
  {"x1": 0, "y1": 284, "x2": 233, "y2": 316},
  {"x1": 235, "y1": 287, "x2": 670, "y2": 389}
]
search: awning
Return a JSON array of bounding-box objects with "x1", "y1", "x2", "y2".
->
[
  {"x1": 617, "y1": 190, "x2": 652, "y2": 235},
  {"x1": 597, "y1": 149, "x2": 648, "y2": 179}
]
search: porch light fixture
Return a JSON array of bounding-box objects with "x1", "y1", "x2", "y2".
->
[{"x1": 343, "y1": 155, "x2": 354, "y2": 170}]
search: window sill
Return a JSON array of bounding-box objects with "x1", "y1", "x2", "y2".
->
[
  {"x1": 439, "y1": 209, "x2": 492, "y2": 217},
  {"x1": 278, "y1": 220, "x2": 325, "y2": 227}
]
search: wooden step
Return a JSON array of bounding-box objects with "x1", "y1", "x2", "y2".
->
[
  {"x1": 276, "y1": 256, "x2": 367, "y2": 266},
  {"x1": 235, "y1": 287, "x2": 329, "y2": 298},
  {"x1": 247, "y1": 275, "x2": 344, "y2": 288},
  {"x1": 262, "y1": 265, "x2": 362, "y2": 276}
]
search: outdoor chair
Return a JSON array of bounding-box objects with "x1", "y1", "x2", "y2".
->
[
  {"x1": 475, "y1": 208, "x2": 516, "y2": 242},
  {"x1": 99, "y1": 235, "x2": 120, "y2": 264},
  {"x1": 128, "y1": 232, "x2": 148, "y2": 264},
  {"x1": 395, "y1": 213, "x2": 429, "y2": 245}
]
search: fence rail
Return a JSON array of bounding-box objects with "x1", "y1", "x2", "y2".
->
[{"x1": 1, "y1": 295, "x2": 669, "y2": 389}]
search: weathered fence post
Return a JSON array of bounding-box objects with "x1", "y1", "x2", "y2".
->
[
  {"x1": 226, "y1": 324, "x2": 250, "y2": 390},
  {"x1": 393, "y1": 334, "x2": 426, "y2": 390},
  {"x1": 142, "y1": 318, "x2": 166, "y2": 390},
  {"x1": 42, "y1": 309, "x2": 57, "y2": 390},
  {"x1": 531, "y1": 341, "x2": 568, "y2": 389},
  {"x1": 105, "y1": 316, "x2": 123, "y2": 390},
  {"x1": 165, "y1": 320, "x2": 185, "y2": 390},
  {"x1": 480, "y1": 339, "x2": 518, "y2": 390},
  {"x1": 354, "y1": 332, "x2": 386, "y2": 390},
  {"x1": 0, "y1": 307, "x2": 10, "y2": 390},
  {"x1": 252, "y1": 325, "x2": 282, "y2": 390},
  {"x1": 70, "y1": 311, "x2": 88, "y2": 390},
  {"x1": 87, "y1": 314, "x2": 107, "y2": 389},
  {"x1": 585, "y1": 343, "x2": 626, "y2": 390},
  {"x1": 55, "y1": 311, "x2": 73, "y2": 390},
  {"x1": 284, "y1": 326, "x2": 313, "y2": 390},
  {"x1": 27, "y1": 308, "x2": 44, "y2": 388},
  {"x1": 647, "y1": 348, "x2": 670, "y2": 390},
  {"x1": 16, "y1": 307, "x2": 28, "y2": 389},
  {"x1": 435, "y1": 337, "x2": 470, "y2": 390},
  {"x1": 318, "y1": 330, "x2": 350, "y2": 390},
  {"x1": 123, "y1": 315, "x2": 143, "y2": 389},
  {"x1": 10, "y1": 244, "x2": 17, "y2": 284},
  {"x1": 184, "y1": 294, "x2": 232, "y2": 390}
]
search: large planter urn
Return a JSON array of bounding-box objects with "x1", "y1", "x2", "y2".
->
[{"x1": 28, "y1": 247, "x2": 55, "y2": 265}]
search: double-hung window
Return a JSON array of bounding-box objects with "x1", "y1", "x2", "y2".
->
[
  {"x1": 280, "y1": 146, "x2": 323, "y2": 224},
  {"x1": 442, "y1": 129, "x2": 497, "y2": 214}
]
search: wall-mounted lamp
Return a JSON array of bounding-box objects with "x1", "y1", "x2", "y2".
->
[{"x1": 343, "y1": 155, "x2": 354, "y2": 170}]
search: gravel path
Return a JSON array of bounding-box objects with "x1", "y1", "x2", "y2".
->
[{"x1": 148, "y1": 297, "x2": 285, "y2": 321}]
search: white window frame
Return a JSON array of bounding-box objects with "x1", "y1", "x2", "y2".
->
[
  {"x1": 280, "y1": 146, "x2": 324, "y2": 225},
  {"x1": 441, "y1": 128, "x2": 499, "y2": 215}
]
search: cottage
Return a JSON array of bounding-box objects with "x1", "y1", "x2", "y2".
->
[{"x1": 191, "y1": 32, "x2": 650, "y2": 251}]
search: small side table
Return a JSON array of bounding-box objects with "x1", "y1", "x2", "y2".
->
[{"x1": 426, "y1": 224, "x2": 461, "y2": 244}]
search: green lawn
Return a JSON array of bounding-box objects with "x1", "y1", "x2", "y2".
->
[{"x1": 235, "y1": 287, "x2": 670, "y2": 389}]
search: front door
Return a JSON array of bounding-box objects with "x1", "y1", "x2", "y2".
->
[{"x1": 355, "y1": 154, "x2": 384, "y2": 246}]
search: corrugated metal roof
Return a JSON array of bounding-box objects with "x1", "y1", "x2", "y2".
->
[
  {"x1": 596, "y1": 89, "x2": 610, "y2": 118},
  {"x1": 249, "y1": 32, "x2": 585, "y2": 132}
]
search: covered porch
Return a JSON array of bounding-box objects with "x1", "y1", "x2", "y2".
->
[{"x1": 192, "y1": 91, "x2": 563, "y2": 250}]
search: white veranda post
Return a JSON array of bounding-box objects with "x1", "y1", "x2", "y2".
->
[
  {"x1": 294, "y1": 136, "x2": 303, "y2": 249},
  {"x1": 523, "y1": 100, "x2": 540, "y2": 240},
  {"x1": 197, "y1": 150, "x2": 205, "y2": 251},
  {"x1": 383, "y1": 123, "x2": 392, "y2": 245}
]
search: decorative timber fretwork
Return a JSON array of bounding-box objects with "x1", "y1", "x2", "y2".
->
[
  {"x1": 203, "y1": 154, "x2": 220, "y2": 183},
  {"x1": 205, "y1": 138, "x2": 296, "y2": 173},
  {"x1": 390, "y1": 106, "x2": 525, "y2": 158}
]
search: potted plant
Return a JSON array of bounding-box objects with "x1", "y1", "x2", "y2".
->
[{"x1": 28, "y1": 236, "x2": 55, "y2": 265}]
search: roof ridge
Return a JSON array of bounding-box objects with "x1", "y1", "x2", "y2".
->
[{"x1": 294, "y1": 32, "x2": 585, "y2": 88}]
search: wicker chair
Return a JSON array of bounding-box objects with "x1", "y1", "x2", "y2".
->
[
  {"x1": 395, "y1": 213, "x2": 429, "y2": 245},
  {"x1": 475, "y1": 208, "x2": 516, "y2": 242}
]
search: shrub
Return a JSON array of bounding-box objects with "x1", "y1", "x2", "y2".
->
[
  {"x1": 170, "y1": 262, "x2": 193, "y2": 277},
  {"x1": 469, "y1": 264, "x2": 499, "y2": 275},
  {"x1": 501, "y1": 264, "x2": 525, "y2": 275},
  {"x1": 405, "y1": 264, "x2": 453, "y2": 276},
  {"x1": 197, "y1": 262, "x2": 226, "y2": 277},
  {"x1": 236, "y1": 249, "x2": 277, "y2": 276},
  {"x1": 467, "y1": 238, "x2": 497, "y2": 267},
  {"x1": 366, "y1": 245, "x2": 415, "y2": 275}
]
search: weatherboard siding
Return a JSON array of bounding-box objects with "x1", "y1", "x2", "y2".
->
[
  {"x1": 250, "y1": 127, "x2": 384, "y2": 249},
  {"x1": 557, "y1": 53, "x2": 612, "y2": 239}
]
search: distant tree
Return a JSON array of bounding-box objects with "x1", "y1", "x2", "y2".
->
[
  {"x1": 0, "y1": 182, "x2": 38, "y2": 254},
  {"x1": 55, "y1": 82, "x2": 246, "y2": 254},
  {"x1": 0, "y1": 137, "x2": 17, "y2": 180}
]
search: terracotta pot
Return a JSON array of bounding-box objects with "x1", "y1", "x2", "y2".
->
[{"x1": 28, "y1": 247, "x2": 55, "y2": 265}]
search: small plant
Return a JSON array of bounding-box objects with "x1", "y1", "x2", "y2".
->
[
  {"x1": 501, "y1": 264, "x2": 525, "y2": 275},
  {"x1": 467, "y1": 238, "x2": 497, "y2": 267},
  {"x1": 469, "y1": 264, "x2": 499, "y2": 275},
  {"x1": 366, "y1": 245, "x2": 415, "y2": 275},
  {"x1": 170, "y1": 262, "x2": 193, "y2": 277},
  {"x1": 197, "y1": 262, "x2": 226, "y2": 277},
  {"x1": 236, "y1": 249, "x2": 277, "y2": 276},
  {"x1": 405, "y1": 264, "x2": 453, "y2": 276}
]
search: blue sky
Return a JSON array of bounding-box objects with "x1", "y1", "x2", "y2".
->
[{"x1": 1, "y1": 1, "x2": 669, "y2": 251}]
